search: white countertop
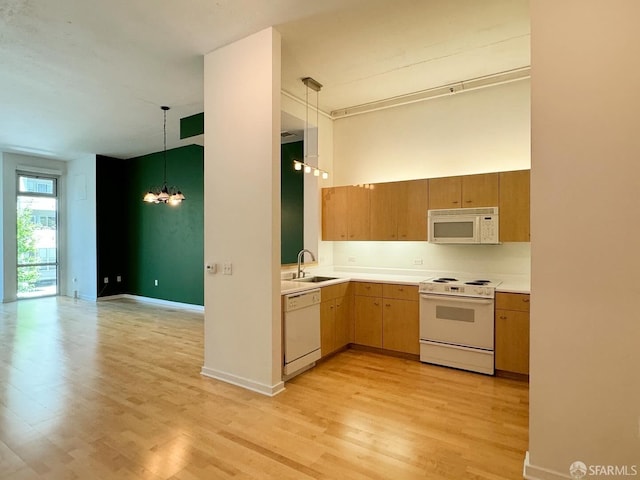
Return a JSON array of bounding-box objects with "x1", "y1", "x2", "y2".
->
[{"x1": 281, "y1": 269, "x2": 530, "y2": 296}]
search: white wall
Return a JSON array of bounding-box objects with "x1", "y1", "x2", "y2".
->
[
  {"x1": 333, "y1": 242, "x2": 530, "y2": 278},
  {"x1": 333, "y1": 79, "x2": 530, "y2": 185},
  {"x1": 65, "y1": 155, "x2": 97, "y2": 301},
  {"x1": 324, "y1": 79, "x2": 531, "y2": 276},
  {"x1": 526, "y1": 1, "x2": 640, "y2": 479},
  {"x1": 0, "y1": 152, "x2": 67, "y2": 302},
  {"x1": 202, "y1": 28, "x2": 284, "y2": 395}
]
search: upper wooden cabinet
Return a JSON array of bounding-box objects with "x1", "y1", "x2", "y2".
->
[
  {"x1": 322, "y1": 186, "x2": 348, "y2": 240},
  {"x1": 370, "y1": 181, "x2": 401, "y2": 240},
  {"x1": 397, "y1": 179, "x2": 428, "y2": 240},
  {"x1": 499, "y1": 170, "x2": 530, "y2": 242},
  {"x1": 347, "y1": 186, "x2": 370, "y2": 240},
  {"x1": 428, "y1": 176, "x2": 462, "y2": 209},
  {"x1": 428, "y1": 173, "x2": 498, "y2": 209},
  {"x1": 369, "y1": 179, "x2": 429, "y2": 241},
  {"x1": 322, "y1": 185, "x2": 370, "y2": 241},
  {"x1": 322, "y1": 169, "x2": 529, "y2": 242},
  {"x1": 462, "y1": 173, "x2": 499, "y2": 207}
]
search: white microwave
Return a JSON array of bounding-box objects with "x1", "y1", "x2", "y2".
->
[{"x1": 428, "y1": 207, "x2": 499, "y2": 244}]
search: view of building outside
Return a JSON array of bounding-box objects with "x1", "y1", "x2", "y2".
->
[{"x1": 16, "y1": 175, "x2": 58, "y2": 298}]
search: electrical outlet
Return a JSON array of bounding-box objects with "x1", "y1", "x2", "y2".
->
[
  {"x1": 103, "y1": 277, "x2": 109, "y2": 284},
  {"x1": 223, "y1": 262, "x2": 233, "y2": 275},
  {"x1": 348, "y1": 256, "x2": 356, "y2": 263},
  {"x1": 413, "y1": 258, "x2": 424, "y2": 265},
  {"x1": 154, "y1": 279, "x2": 158, "y2": 286},
  {"x1": 116, "y1": 275, "x2": 122, "y2": 282}
]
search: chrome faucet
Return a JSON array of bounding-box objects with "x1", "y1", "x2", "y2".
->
[{"x1": 296, "y1": 249, "x2": 316, "y2": 279}]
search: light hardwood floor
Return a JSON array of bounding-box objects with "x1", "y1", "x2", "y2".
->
[{"x1": 0, "y1": 297, "x2": 528, "y2": 479}]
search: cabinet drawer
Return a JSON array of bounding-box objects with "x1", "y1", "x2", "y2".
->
[
  {"x1": 321, "y1": 282, "x2": 351, "y2": 301},
  {"x1": 353, "y1": 282, "x2": 383, "y2": 297},
  {"x1": 382, "y1": 283, "x2": 418, "y2": 301},
  {"x1": 496, "y1": 292, "x2": 530, "y2": 312}
]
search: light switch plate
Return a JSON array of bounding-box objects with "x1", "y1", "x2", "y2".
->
[{"x1": 223, "y1": 262, "x2": 232, "y2": 275}]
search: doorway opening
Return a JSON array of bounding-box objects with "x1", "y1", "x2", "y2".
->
[{"x1": 16, "y1": 174, "x2": 58, "y2": 299}]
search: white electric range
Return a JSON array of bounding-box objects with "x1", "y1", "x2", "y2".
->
[{"x1": 418, "y1": 276, "x2": 502, "y2": 375}]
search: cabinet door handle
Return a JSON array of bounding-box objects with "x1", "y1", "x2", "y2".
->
[
  {"x1": 523, "y1": 298, "x2": 530, "y2": 303},
  {"x1": 374, "y1": 302, "x2": 379, "y2": 306},
  {"x1": 499, "y1": 315, "x2": 507, "y2": 320},
  {"x1": 398, "y1": 288, "x2": 404, "y2": 292},
  {"x1": 385, "y1": 303, "x2": 391, "y2": 307}
]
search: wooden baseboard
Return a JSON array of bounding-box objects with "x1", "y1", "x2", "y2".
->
[
  {"x1": 349, "y1": 344, "x2": 420, "y2": 362},
  {"x1": 495, "y1": 369, "x2": 529, "y2": 382}
]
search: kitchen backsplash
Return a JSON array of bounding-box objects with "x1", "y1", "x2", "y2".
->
[{"x1": 328, "y1": 241, "x2": 531, "y2": 276}]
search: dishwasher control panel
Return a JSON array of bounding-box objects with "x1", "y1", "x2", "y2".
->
[{"x1": 285, "y1": 289, "x2": 321, "y2": 312}]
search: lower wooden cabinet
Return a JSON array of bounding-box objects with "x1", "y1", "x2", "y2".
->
[
  {"x1": 354, "y1": 295, "x2": 382, "y2": 348},
  {"x1": 353, "y1": 282, "x2": 419, "y2": 354},
  {"x1": 495, "y1": 292, "x2": 530, "y2": 375},
  {"x1": 382, "y1": 298, "x2": 419, "y2": 354},
  {"x1": 320, "y1": 283, "x2": 352, "y2": 357}
]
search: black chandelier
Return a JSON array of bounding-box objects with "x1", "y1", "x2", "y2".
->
[{"x1": 143, "y1": 106, "x2": 185, "y2": 205}]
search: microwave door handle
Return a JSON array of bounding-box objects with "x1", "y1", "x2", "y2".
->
[{"x1": 420, "y1": 294, "x2": 494, "y2": 306}]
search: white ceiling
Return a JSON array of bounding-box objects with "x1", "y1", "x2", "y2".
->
[{"x1": 0, "y1": 0, "x2": 529, "y2": 161}]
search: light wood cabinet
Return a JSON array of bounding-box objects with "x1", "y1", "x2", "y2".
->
[
  {"x1": 499, "y1": 170, "x2": 530, "y2": 242},
  {"x1": 321, "y1": 185, "x2": 370, "y2": 241},
  {"x1": 353, "y1": 282, "x2": 383, "y2": 297},
  {"x1": 462, "y1": 173, "x2": 499, "y2": 207},
  {"x1": 321, "y1": 186, "x2": 348, "y2": 240},
  {"x1": 382, "y1": 298, "x2": 419, "y2": 354},
  {"x1": 429, "y1": 176, "x2": 462, "y2": 209},
  {"x1": 347, "y1": 185, "x2": 370, "y2": 240},
  {"x1": 369, "y1": 179, "x2": 429, "y2": 241},
  {"x1": 370, "y1": 181, "x2": 402, "y2": 240},
  {"x1": 322, "y1": 170, "x2": 528, "y2": 242},
  {"x1": 495, "y1": 292, "x2": 530, "y2": 375},
  {"x1": 353, "y1": 282, "x2": 419, "y2": 354},
  {"x1": 429, "y1": 173, "x2": 499, "y2": 209},
  {"x1": 320, "y1": 300, "x2": 336, "y2": 357},
  {"x1": 397, "y1": 179, "x2": 428, "y2": 240},
  {"x1": 320, "y1": 283, "x2": 352, "y2": 357},
  {"x1": 354, "y1": 295, "x2": 383, "y2": 347}
]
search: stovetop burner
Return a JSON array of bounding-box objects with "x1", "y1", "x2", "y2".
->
[{"x1": 419, "y1": 275, "x2": 502, "y2": 298}]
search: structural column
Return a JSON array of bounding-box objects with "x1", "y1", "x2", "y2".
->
[{"x1": 201, "y1": 28, "x2": 283, "y2": 395}]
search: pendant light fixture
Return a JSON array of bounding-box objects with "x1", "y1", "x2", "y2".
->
[
  {"x1": 143, "y1": 106, "x2": 186, "y2": 205},
  {"x1": 293, "y1": 77, "x2": 329, "y2": 180}
]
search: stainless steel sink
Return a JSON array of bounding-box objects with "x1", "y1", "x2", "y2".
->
[{"x1": 296, "y1": 276, "x2": 339, "y2": 283}]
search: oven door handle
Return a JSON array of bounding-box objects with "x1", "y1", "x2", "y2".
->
[{"x1": 420, "y1": 293, "x2": 494, "y2": 306}]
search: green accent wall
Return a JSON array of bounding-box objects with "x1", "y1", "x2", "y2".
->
[
  {"x1": 128, "y1": 145, "x2": 204, "y2": 305},
  {"x1": 281, "y1": 141, "x2": 304, "y2": 264},
  {"x1": 96, "y1": 145, "x2": 204, "y2": 305},
  {"x1": 180, "y1": 113, "x2": 204, "y2": 139},
  {"x1": 97, "y1": 139, "x2": 301, "y2": 303}
]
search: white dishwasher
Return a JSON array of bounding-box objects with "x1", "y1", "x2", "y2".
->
[{"x1": 283, "y1": 288, "x2": 321, "y2": 380}]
